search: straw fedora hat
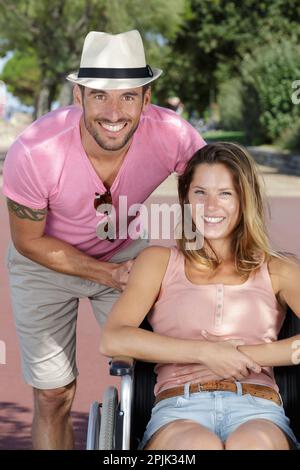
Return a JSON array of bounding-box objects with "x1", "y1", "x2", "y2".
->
[{"x1": 67, "y1": 30, "x2": 162, "y2": 90}]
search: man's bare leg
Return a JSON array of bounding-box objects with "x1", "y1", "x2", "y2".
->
[{"x1": 32, "y1": 381, "x2": 76, "y2": 450}]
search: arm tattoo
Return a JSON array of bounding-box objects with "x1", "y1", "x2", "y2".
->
[{"x1": 7, "y1": 198, "x2": 47, "y2": 221}]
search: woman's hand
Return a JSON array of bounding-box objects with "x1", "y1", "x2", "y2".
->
[
  {"x1": 172, "y1": 330, "x2": 262, "y2": 384},
  {"x1": 198, "y1": 330, "x2": 262, "y2": 381}
]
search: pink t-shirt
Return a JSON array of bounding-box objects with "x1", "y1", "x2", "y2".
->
[
  {"x1": 2, "y1": 105, "x2": 205, "y2": 260},
  {"x1": 148, "y1": 247, "x2": 286, "y2": 395}
]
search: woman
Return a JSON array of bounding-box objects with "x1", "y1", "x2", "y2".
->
[{"x1": 101, "y1": 142, "x2": 300, "y2": 450}]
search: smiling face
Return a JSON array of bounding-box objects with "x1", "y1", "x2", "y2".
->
[
  {"x1": 188, "y1": 163, "x2": 240, "y2": 244},
  {"x1": 75, "y1": 85, "x2": 151, "y2": 152}
]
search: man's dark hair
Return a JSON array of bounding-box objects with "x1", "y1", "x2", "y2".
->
[
  {"x1": 142, "y1": 84, "x2": 151, "y2": 97},
  {"x1": 78, "y1": 84, "x2": 85, "y2": 97}
]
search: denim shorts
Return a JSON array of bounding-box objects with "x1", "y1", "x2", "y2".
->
[{"x1": 139, "y1": 382, "x2": 300, "y2": 450}]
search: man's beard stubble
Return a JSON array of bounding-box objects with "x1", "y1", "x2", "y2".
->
[{"x1": 83, "y1": 113, "x2": 140, "y2": 152}]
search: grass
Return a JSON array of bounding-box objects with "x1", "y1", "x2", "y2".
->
[{"x1": 202, "y1": 130, "x2": 246, "y2": 144}]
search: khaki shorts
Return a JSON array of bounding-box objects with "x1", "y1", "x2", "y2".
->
[{"x1": 6, "y1": 238, "x2": 148, "y2": 390}]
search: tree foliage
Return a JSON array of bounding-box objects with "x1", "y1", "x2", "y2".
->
[
  {"x1": 1, "y1": 50, "x2": 40, "y2": 106},
  {"x1": 1, "y1": 0, "x2": 300, "y2": 148},
  {"x1": 240, "y1": 40, "x2": 300, "y2": 144},
  {"x1": 0, "y1": 0, "x2": 184, "y2": 115},
  {"x1": 162, "y1": 0, "x2": 300, "y2": 115}
]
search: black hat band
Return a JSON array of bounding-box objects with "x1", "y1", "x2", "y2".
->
[{"x1": 78, "y1": 65, "x2": 154, "y2": 79}]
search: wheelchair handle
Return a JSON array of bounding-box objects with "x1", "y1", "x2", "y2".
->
[{"x1": 109, "y1": 356, "x2": 135, "y2": 376}]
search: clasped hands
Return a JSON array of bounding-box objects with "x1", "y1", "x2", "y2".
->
[{"x1": 172, "y1": 330, "x2": 261, "y2": 384}]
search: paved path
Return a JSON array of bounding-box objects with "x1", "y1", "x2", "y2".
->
[{"x1": 0, "y1": 124, "x2": 299, "y2": 449}]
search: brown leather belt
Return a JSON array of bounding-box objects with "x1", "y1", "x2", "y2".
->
[{"x1": 154, "y1": 381, "x2": 282, "y2": 407}]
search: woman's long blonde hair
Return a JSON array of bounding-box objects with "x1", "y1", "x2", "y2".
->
[{"x1": 177, "y1": 142, "x2": 283, "y2": 275}]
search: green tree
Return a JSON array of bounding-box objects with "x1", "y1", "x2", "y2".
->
[
  {"x1": 240, "y1": 40, "x2": 300, "y2": 145},
  {"x1": 218, "y1": 78, "x2": 243, "y2": 131},
  {"x1": 163, "y1": 0, "x2": 300, "y2": 116},
  {"x1": 1, "y1": 50, "x2": 40, "y2": 109},
  {"x1": 0, "y1": 0, "x2": 184, "y2": 116}
]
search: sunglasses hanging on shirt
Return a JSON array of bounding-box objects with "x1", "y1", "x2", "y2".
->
[{"x1": 94, "y1": 189, "x2": 115, "y2": 242}]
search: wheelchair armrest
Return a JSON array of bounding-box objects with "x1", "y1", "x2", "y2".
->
[{"x1": 109, "y1": 356, "x2": 135, "y2": 376}]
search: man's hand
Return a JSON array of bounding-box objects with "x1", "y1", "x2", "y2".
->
[
  {"x1": 7, "y1": 197, "x2": 138, "y2": 288},
  {"x1": 110, "y1": 259, "x2": 134, "y2": 291}
]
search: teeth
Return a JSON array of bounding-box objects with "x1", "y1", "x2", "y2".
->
[
  {"x1": 101, "y1": 122, "x2": 126, "y2": 132},
  {"x1": 203, "y1": 216, "x2": 225, "y2": 223}
]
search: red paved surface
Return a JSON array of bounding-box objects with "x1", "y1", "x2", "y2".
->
[{"x1": 0, "y1": 193, "x2": 299, "y2": 449}]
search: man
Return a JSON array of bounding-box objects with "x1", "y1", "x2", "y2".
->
[{"x1": 3, "y1": 30, "x2": 205, "y2": 449}]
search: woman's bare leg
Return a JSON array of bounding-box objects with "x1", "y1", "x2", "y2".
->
[
  {"x1": 225, "y1": 419, "x2": 291, "y2": 450},
  {"x1": 145, "y1": 419, "x2": 224, "y2": 450}
]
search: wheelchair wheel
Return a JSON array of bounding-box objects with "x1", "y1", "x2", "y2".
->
[
  {"x1": 86, "y1": 401, "x2": 101, "y2": 450},
  {"x1": 99, "y1": 386, "x2": 118, "y2": 450}
]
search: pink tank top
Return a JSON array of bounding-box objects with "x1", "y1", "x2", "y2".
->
[{"x1": 148, "y1": 247, "x2": 286, "y2": 395}]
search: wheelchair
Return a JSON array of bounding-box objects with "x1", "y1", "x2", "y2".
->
[{"x1": 86, "y1": 308, "x2": 300, "y2": 450}]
